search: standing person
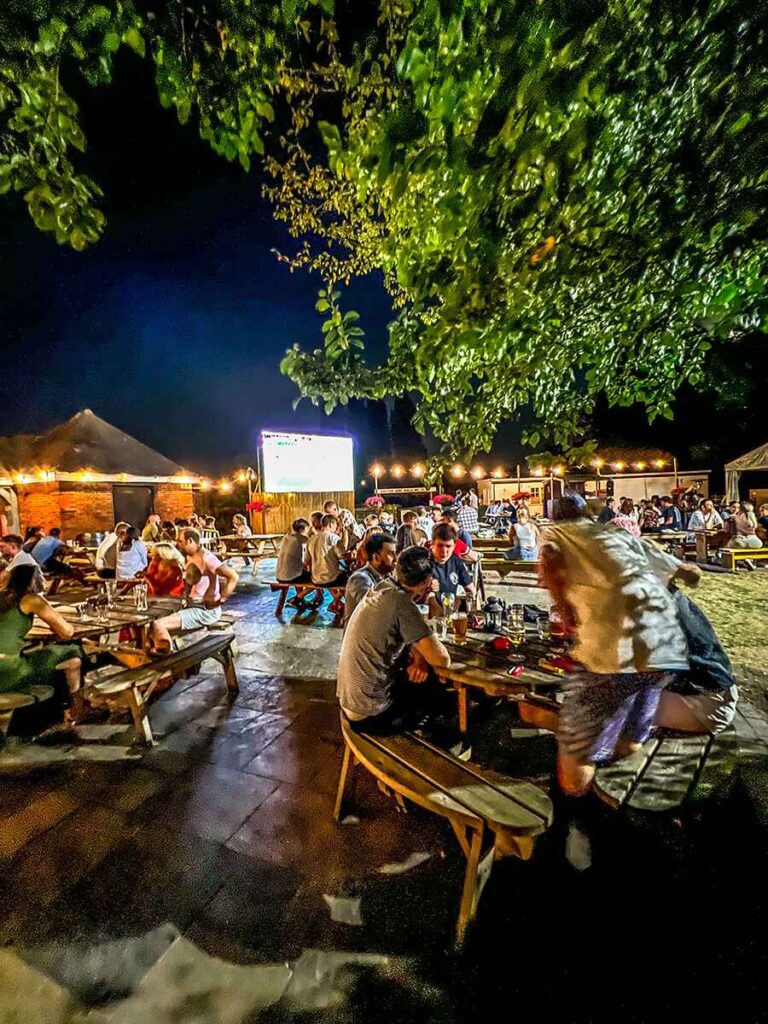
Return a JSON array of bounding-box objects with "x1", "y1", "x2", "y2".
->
[
  {"x1": 115, "y1": 526, "x2": 149, "y2": 581},
  {"x1": 141, "y1": 514, "x2": 161, "y2": 544},
  {"x1": 276, "y1": 519, "x2": 311, "y2": 583},
  {"x1": 536, "y1": 509, "x2": 693, "y2": 796},
  {"x1": 0, "y1": 564, "x2": 85, "y2": 725},
  {"x1": 659, "y1": 496, "x2": 682, "y2": 531},
  {"x1": 757, "y1": 503, "x2": 768, "y2": 531},
  {"x1": 505, "y1": 508, "x2": 541, "y2": 560},
  {"x1": 467, "y1": 488, "x2": 479, "y2": 510},
  {"x1": 429, "y1": 523, "x2": 476, "y2": 609},
  {"x1": 323, "y1": 500, "x2": 339, "y2": 517},
  {"x1": 344, "y1": 532, "x2": 397, "y2": 623},
  {"x1": 31, "y1": 528, "x2": 84, "y2": 581},
  {"x1": 0, "y1": 535, "x2": 45, "y2": 594},
  {"x1": 307, "y1": 514, "x2": 348, "y2": 586},
  {"x1": 457, "y1": 496, "x2": 479, "y2": 534},
  {"x1": 151, "y1": 528, "x2": 238, "y2": 650},
  {"x1": 337, "y1": 547, "x2": 451, "y2": 735}
]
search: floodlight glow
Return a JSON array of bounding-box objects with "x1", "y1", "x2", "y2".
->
[{"x1": 262, "y1": 431, "x2": 354, "y2": 493}]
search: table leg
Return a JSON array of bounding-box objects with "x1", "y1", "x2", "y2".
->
[{"x1": 456, "y1": 684, "x2": 469, "y2": 734}]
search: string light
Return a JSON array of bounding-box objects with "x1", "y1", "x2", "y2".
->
[
  {"x1": 553, "y1": 466, "x2": 564, "y2": 475},
  {"x1": 237, "y1": 472, "x2": 248, "y2": 484},
  {"x1": 370, "y1": 463, "x2": 384, "y2": 476},
  {"x1": 612, "y1": 461, "x2": 626, "y2": 472},
  {"x1": 410, "y1": 464, "x2": 425, "y2": 478},
  {"x1": 591, "y1": 459, "x2": 604, "y2": 469},
  {"x1": 81, "y1": 471, "x2": 94, "y2": 482},
  {"x1": 491, "y1": 467, "x2": 506, "y2": 479},
  {"x1": 391, "y1": 464, "x2": 404, "y2": 479},
  {"x1": 470, "y1": 466, "x2": 485, "y2": 480},
  {"x1": 201, "y1": 480, "x2": 212, "y2": 491},
  {"x1": 654, "y1": 459, "x2": 666, "y2": 468},
  {"x1": 532, "y1": 467, "x2": 544, "y2": 477},
  {"x1": 219, "y1": 480, "x2": 233, "y2": 493},
  {"x1": 451, "y1": 464, "x2": 465, "y2": 478},
  {"x1": 634, "y1": 461, "x2": 646, "y2": 470}
]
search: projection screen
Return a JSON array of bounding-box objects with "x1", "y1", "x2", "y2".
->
[{"x1": 260, "y1": 431, "x2": 354, "y2": 493}]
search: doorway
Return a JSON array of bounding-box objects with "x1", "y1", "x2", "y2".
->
[{"x1": 112, "y1": 485, "x2": 155, "y2": 530}]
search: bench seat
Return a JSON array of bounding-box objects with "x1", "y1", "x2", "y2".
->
[
  {"x1": 594, "y1": 699, "x2": 768, "y2": 812},
  {"x1": 719, "y1": 548, "x2": 768, "y2": 571},
  {"x1": 335, "y1": 715, "x2": 553, "y2": 945},
  {"x1": 0, "y1": 685, "x2": 55, "y2": 737},
  {"x1": 270, "y1": 582, "x2": 346, "y2": 628},
  {"x1": 84, "y1": 631, "x2": 238, "y2": 745}
]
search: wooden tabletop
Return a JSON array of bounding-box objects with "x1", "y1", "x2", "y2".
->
[
  {"x1": 435, "y1": 626, "x2": 564, "y2": 697},
  {"x1": 28, "y1": 597, "x2": 181, "y2": 641}
]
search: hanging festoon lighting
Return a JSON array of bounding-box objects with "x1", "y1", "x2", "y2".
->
[
  {"x1": 451, "y1": 464, "x2": 465, "y2": 478},
  {"x1": 410, "y1": 463, "x2": 425, "y2": 478},
  {"x1": 470, "y1": 465, "x2": 486, "y2": 480},
  {"x1": 391, "y1": 464, "x2": 405, "y2": 479},
  {"x1": 491, "y1": 467, "x2": 506, "y2": 479}
]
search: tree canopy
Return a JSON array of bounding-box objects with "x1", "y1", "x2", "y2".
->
[
  {"x1": 0, "y1": 0, "x2": 330, "y2": 247},
  {"x1": 2, "y1": 1, "x2": 766, "y2": 463},
  {"x1": 274, "y1": 0, "x2": 768, "y2": 460}
]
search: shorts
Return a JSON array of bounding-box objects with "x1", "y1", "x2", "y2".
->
[
  {"x1": 655, "y1": 684, "x2": 738, "y2": 735},
  {"x1": 44, "y1": 557, "x2": 74, "y2": 577},
  {"x1": 558, "y1": 671, "x2": 673, "y2": 766},
  {"x1": 278, "y1": 571, "x2": 312, "y2": 584},
  {"x1": 177, "y1": 605, "x2": 222, "y2": 630}
]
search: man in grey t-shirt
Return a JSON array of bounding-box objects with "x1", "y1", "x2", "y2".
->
[{"x1": 337, "y1": 547, "x2": 451, "y2": 734}]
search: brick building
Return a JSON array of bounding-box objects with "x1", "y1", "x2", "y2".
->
[{"x1": 0, "y1": 410, "x2": 199, "y2": 537}]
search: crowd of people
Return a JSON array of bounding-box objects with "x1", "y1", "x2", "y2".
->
[
  {"x1": 269, "y1": 492, "x2": 741, "y2": 797},
  {"x1": 0, "y1": 512, "x2": 241, "y2": 723}
]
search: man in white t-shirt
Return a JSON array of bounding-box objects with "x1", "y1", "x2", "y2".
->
[
  {"x1": 537, "y1": 507, "x2": 695, "y2": 797},
  {"x1": 307, "y1": 514, "x2": 348, "y2": 586}
]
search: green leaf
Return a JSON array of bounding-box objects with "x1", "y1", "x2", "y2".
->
[
  {"x1": 104, "y1": 31, "x2": 121, "y2": 53},
  {"x1": 123, "y1": 27, "x2": 146, "y2": 59}
]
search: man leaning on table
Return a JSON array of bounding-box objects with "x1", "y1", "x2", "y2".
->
[{"x1": 337, "y1": 547, "x2": 451, "y2": 735}]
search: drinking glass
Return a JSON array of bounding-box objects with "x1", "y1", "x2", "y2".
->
[
  {"x1": 104, "y1": 581, "x2": 116, "y2": 608},
  {"x1": 536, "y1": 613, "x2": 551, "y2": 642},
  {"x1": 452, "y1": 611, "x2": 468, "y2": 645},
  {"x1": 136, "y1": 583, "x2": 148, "y2": 612}
]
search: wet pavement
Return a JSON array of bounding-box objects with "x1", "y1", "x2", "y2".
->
[{"x1": 1, "y1": 562, "x2": 767, "y2": 1022}]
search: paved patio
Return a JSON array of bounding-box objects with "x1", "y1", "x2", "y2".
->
[{"x1": 1, "y1": 566, "x2": 767, "y2": 1022}]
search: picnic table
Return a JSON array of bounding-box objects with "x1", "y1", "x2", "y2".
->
[
  {"x1": 27, "y1": 596, "x2": 181, "y2": 645},
  {"x1": 218, "y1": 533, "x2": 283, "y2": 556},
  {"x1": 434, "y1": 624, "x2": 563, "y2": 733}
]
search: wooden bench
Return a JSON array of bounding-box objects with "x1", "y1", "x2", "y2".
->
[
  {"x1": 0, "y1": 686, "x2": 55, "y2": 738},
  {"x1": 718, "y1": 548, "x2": 768, "y2": 572},
  {"x1": 335, "y1": 716, "x2": 553, "y2": 945},
  {"x1": 270, "y1": 582, "x2": 346, "y2": 628},
  {"x1": 594, "y1": 699, "x2": 768, "y2": 812},
  {"x1": 83, "y1": 631, "x2": 238, "y2": 745}
]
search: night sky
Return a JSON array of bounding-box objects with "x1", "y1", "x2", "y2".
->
[{"x1": 0, "y1": 49, "x2": 393, "y2": 475}]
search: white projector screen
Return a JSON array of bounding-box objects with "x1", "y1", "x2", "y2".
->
[{"x1": 261, "y1": 431, "x2": 354, "y2": 493}]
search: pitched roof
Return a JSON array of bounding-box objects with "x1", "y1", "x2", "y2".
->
[
  {"x1": 0, "y1": 410, "x2": 190, "y2": 478},
  {"x1": 725, "y1": 442, "x2": 768, "y2": 472}
]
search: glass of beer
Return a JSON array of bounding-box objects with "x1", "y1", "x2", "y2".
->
[{"x1": 452, "y1": 611, "x2": 468, "y2": 644}]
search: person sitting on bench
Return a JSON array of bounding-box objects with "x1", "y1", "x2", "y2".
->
[
  {"x1": 344, "y1": 532, "x2": 397, "y2": 624},
  {"x1": 276, "y1": 518, "x2": 311, "y2": 584},
  {"x1": 151, "y1": 528, "x2": 238, "y2": 651},
  {"x1": 307, "y1": 514, "x2": 348, "y2": 588},
  {"x1": 337, "y1": 546, "x2": 451, "y2": 735},
  {"x1": 31, "y1": 528, "x2": 85, "y2": 581},
  {"x1": 0, "y1": 564, "x2": 85, "y2": 724}
]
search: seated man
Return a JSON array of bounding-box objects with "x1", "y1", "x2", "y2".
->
[
  {"x1": 0, "y1": 534, "x2": 45, "y2": 594},
  {"x1": 31, "y1": 528, "x2": 85, "y2": 580},
  {"x1": 344, "y1": 532, "x2": 397, "y2": 624},
  {"x1": 307, "y1": 514, "x2": 348, "y2": 587},
  {"x1": 151, "y1": 528, "x2": 238, "y2": 651},
  {"x1": 337, "y1": 546, "x2": 451, "y2": 734},
  {"x1": 429, "y1": 523, "x2": 476, "y2": 611},
  {"x1": 441, "y1": 510, "x2": 478, "y2": 563},
  {"x1": 659, "y1": 495, "x2": 682, "y2": 531},
  {"x1": 276, "y1": 518, "x2": 311, "y2": 583}
]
